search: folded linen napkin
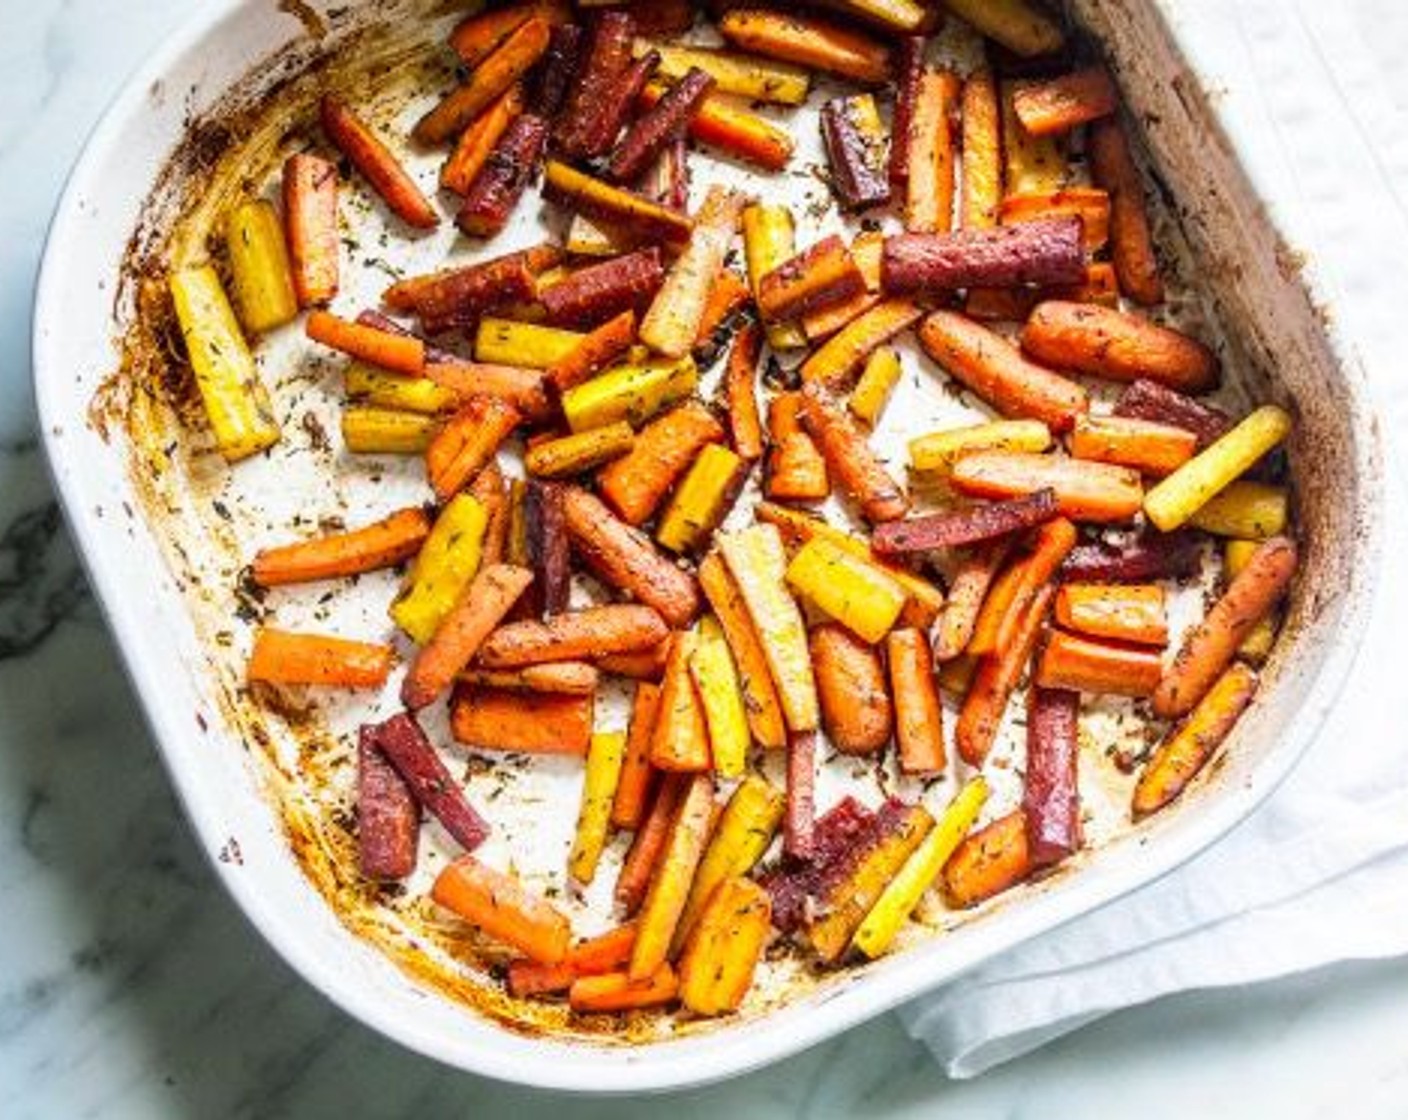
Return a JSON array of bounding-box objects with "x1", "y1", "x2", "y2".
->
[{"x1": 901, "y1": 1, "x2": 1408, "y2": 1077}]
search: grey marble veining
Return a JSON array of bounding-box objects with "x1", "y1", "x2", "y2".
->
[{"x1": 6, "y1": 1, "x2": 1408, "y2": 1117}]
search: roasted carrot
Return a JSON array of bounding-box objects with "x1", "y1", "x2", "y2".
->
[
  {"x1": 798, "y1": 384, "x2": 909, "y2": 523},
  {"x1": 638, "y1": 79, "x2": 794, "y2": 171},
  {"x1": 941, "y1": 810, "x2": 1032, "y2": 908},
  {"x1": 402, "y1": 564, "x2": 534, "y2": 709},
  {"x1": 414, "y1": 17, "x2": 552, "y2": 145},
  {"x1": 803, "y1": 231, "x2": 884, "y2": 341},
  {"x1": 757, "y1": 235, "x2": 866, "y2": 323},
  {"x1": 617, "y1": 773, "x2": 686, "y2": 914},
  {"x1": 458, "y1": 661, "x2": 599, "y2": 695},
  {"x1": 555, "y1": 11, "x2": 642, "y2": 159},
  {"x1": 561, "y1": 487, "x2": 701, "y2": 628},
  {"x1": 613, "y1": 683, "x2": 663, "y2": 830},
  {"x1": 571, "y1": 730, "x2": 628, "y2": 884},
  {"x1": 1012, "y1": 67, "x2": 1117, "y2": 137},
  {"x1": 1036, "y1": 629, "x2": 1163, "y2": 697},
  {"x1": 650, "y1": 631, "x2": 712, "y2": 772},
  {"x1": 598, "y1": 402, "x2": 725, "y2": 525},
  {"x1": 631, "y1": 773, "x2": 716, "y2": 979},
  {"x1": 723, "y1": 319, "x2": 766, "y2": 461},
  {"x1": 695, "y1": 269, "x2": 751, "y2": 349},
  {"x1": 884, "y1": 219, "x2": 1086, "y2": 294},
  {"x1": 1023, "y1": 302, "x2": 1220, "y2": 393},
  {"x1": 608, "y1": 66, "x2": 714, "y2": 184},
  {"x1": 811, "y1": 623, "x2": 892, "y2": 754},
  {"x1": 1069, "y1": 413, "x2": 1197, "y2": 477},
  {"x1": 224, "y1": 200, "x2": 298, "y2": 334},
  {"x1": 1154, "y1": 536, "x2": 1296, "y2": 719},
  {"x1": 887, "y1": 35, "x2": 925, "y2": 190},
  {"x1": 426, "y1": 360, "x2": 552, "y2": 421},
  {"x1": 449, "y1": 1, "x2": 567, "y2": 68},
  {"x1": 965, "y1": 261, "x2": 1121, "y2": 323},
  {"x1": 1061, "y1": 527, "x2": 1205, "y2": 584},
  {"x1": 547, "y1": 309, "x2": 637, "y2": 394},
  {"x1": 905, "y1": 69, "x2": 961, "y2": 233},
  {"x1": 991, "y1": 516, "x2": 1077, "y2": 655},
  {"x1": 955, "y1": 584, "x2": 1054, "y2": 765},
  {"x1": 530, "y1": 21, "x2": 584, "y2": 117},
  {"x1": 1135, "y1": 662, "x2": 1259, "y2": 818},
  {"x1": 799, "y1": 298, "x2": 923, "y2": 389},
  {"x1": 440, "y1": 84, "x2": 525, "y2": 195},
  {"x1": 457, "y1": 113, "x2": 550, "y2": 237},
  {"x1": 1056, "y1": 582, "x2": 1168, "y2": 647},
  {"x1": 480, "y1": 604, "x2": 669, "y2": 668},
  {"x1": 821, "y1": 93, "x2": 891, "y2": 211},
  {"x1": 597, "y1": 644, "x2": 670, "y2": 680},
  {"x1": 918, "y1": 310, "x2": 1087, "y2": 432},
  {"x1": 678, "y1": 877, "x2": 771, "y2": 1015},
  {"x1": 1088, "y1": 117, "x2": 1164, "y2": 306},
  {"x1": 544, "y1": 158, "x2": 694, "y2": 247},
  {"x1": 432, "y1": 856, "x2": 571, "y2": 965},
  {"x1": 450, "y1": 685, "x2": 594, "y2": 755},
  {"x1": 282, "y1": 153, "x2": 339, "y2": 307},
  {"x1": 540, "y1": 248, "x2": 664, "y2": 329},
  {"x1": 367, "y1": 712, "x2": 490, "y2": 851},
  {"x1": 1000, "y1": 187, "x2": 1110, "y2": 252},
  {"x1": 247, "y1": 629, "x2": 392, "y2": 688},
  {"x1": 966, "y1": 557, "x2": 1026, "y2": 658},
  {"x1": 569, "y1": 964, "x2": 678, "y2": 1013},
  {"x1": 870, "y1": 489, "x2": 1059, "y2": 555},
  {"x1": 950, "y1": 451, "x2": 1144, "y2": 522},
  {"x1": 306, "y1": 311, "x2": 425, "y2": 375},
  {"x1": 960, "y1": 68, "x2": 1002, "y2": 230},
  {"x1": 357, "y1": 727, "x2": 419, "y2": 881},
  {"x1": 766, "y1": 392, "x2": 831, "y2": 502},
  {"x1": 697, "y1": 553, "x2": 788, "y2": 750},
  {"x1": 719, "y1": 8, "x2": 892, "y2": 84},
  {"x1": 944, "y1": 0, "x2": 1064, "y2": 57},
  {"x1": 320, "y1": 96, "x2": 437, "y2": 229},
  {"x1": 888, "y1": 627, "x2": 945, "y2": 773},
  {"x1": 785, "y1": 729, "x2": 818, "y2": 859},
  {"x1": 425, "y1": 397, "x2": 521, "y2": 502},
  {"x1": 508, "y1": 923, "x2": 638, "y2": 999},
  {"x1": 935, "y1": 543, "x2": 1007, "y2": 661},
  {"x1": 524, "y1": 421, "x2": 635, "y2": 478},
  {"x1": 251, "y1": 507, "x2": 429, "y2": 587}
]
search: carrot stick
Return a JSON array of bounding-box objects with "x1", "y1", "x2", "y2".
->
[
  {"x1": 905, "y1": 69, "x2": 961, "y2": 233},
  {"x1": 888, "y1": 627, "x2": 946, "y2": 773},
  {"x1": 306, "y1": 310, "x2": 425, "y2": 375},
  {"x1": 479, "y1": 604, "x2": 669, "y2": 667},
  {"x1": 960, "y1": 67, "x2": 1002, "y2": 229},
  {"x1": 450, "y1": 685, "x2": 594, "y2": 755},
  {"x1": 888, "y1": 36, "x2": 924, "y2": 191},
  {"x1": 1135, "y1": 662, "x2": 1259, "y2": 818},
  {"x1": 798, "y1": 384, "x2": 908, "y2": 523},
  {"x1": 282, "y1": 153, "x2": 339, "y2": 307},
  {"x1": 799, "y1": 298, "x2": 922, "y2": 389},
  {"x1": 991, "y1": 517, "x2": 1077, "y2": 655},
  {"x1": 506, "y1": 919, "x2": 640, "y2": 998},
  {"x1": 638, "y1": 79, "x2": 794, "y2": 171},
  {"x1": 569, "y1": 964, "x2": 678, "y2": 1012},
  {"x1": 414, "y1": 17, "x2": 552, "y2": 145},
  {"x1": 617, "y1": 773, "x2": 686, "y2": 914},
  {"x1": 554, "y1": 11, "x2": 640, "y2": 159},
  {"x1": 425, "y1": 397, "x2": 521, "y2": 502},
  {"x1": 695, "y1": 269, "x2": 751, "y2": 349},
  {"x1": 1055, "y1": 582, "x2": 1168, "y2": 647},
  {"x1": 1069, "y1": 413, "x2": 1197, "y2": 477},
  {"x1": 1088, "y1": 117, "x2": 1164, "y2": 306},
  {"x1": 812, "y1": 623, "x2": 892, "y2": 754},
  {"x1": 766, "y1": 392, "x2": 830, "y2": 502},
  {"x1": 1153, "y1": 536, "x2": 1296, "y2": 719},
  {"x1": 757, "y1": 235, "x2": 867, "y2": 323},
  {"x1": 597, "y1": 402, "x2": 724, "y2": 524},
  {"x1": 802, "y1": 230, "x2": 883, "y2": 341},
  {"x1": 955, "y1": 584, "x2": 1054, "y2": 765},
  {"x1": 697, "y1": 553, "x2": 788, "y2": 749},
  {"x1": 367, "y1": 712, "x2": 491, "y2": 851},
  {"x1": 935, "y1": 543, "x2": 1007, "y2": 660},
  {"x1": 432, "y1": 856, "x2": 571, "y2": 965},
  {"x1": 966, "y1": 557, "x2": 1026, "y2": 658},
  {"x1": 1012, "y1": 67, "x2": 1118, "y2": 137},
  {"x1": 613, "y1": 683, "x2": 662, "y2": 830},
  {"x1": 251, "y1": 507, "x2": 430, "y2": 587},
  {"x1": 941, "y1": 810, "x2": 1032, "y2": 908},
  {"x1": 649, "y1": 631, "x2": 711, "y2": 772},
  {"x1": 357, "y1": 727, "x2": 419, "y2": 881},
  {"x1": 1022, "y1": 301, "x2": 1219, "y2": 393},
  {"x1": 247, "y1": 629, "x2": 392, "y2": 688},
  {"x1": 918, "y1": 310, "x2": 1087, "y2": 432},
  {"x1": 608, "y1": 66, "x2": 714, "y2": 184},
  {"x1": 596, "y1": 644, "x2": 670, "y2": 680},
  {"x1": 441, "y1": 84, "x2": 525, "y2": 195},
  {"x1": 870, "y1": 489, "x2": 1059, "y2": 555},
  {"x1": 1036, "y1": 629, "x2": 1163, "y2": 697},
  {"x1": 630, "y1": 773, "x2": 715, "y2": 979},
  {"x1": 786, "y1": 729, "x2": 817, "y2": 859},
  {"x1": 506, "y1": 959, "x2": 576, "y2": 999},
  {"x1": 320, "y1": 96, "x2": 438, "y2": 229},
  {"x1": 950, "y1": 450, "x2": 1144, "y2": 523},
  {"x1": 723, "y1": 318, "x2": 765, "y2": 461},
  {"x1": 1000, "y1": 187, "x2": 1111, "y2": 252},
  {"x1": 719, "y1": 8, "x2": 892, "y2": 84},
  {"x1": 457, "y1": 113, "x2": 550, "y2": 237},
  {"x1": 402, "y1": 564, "x2": 534, "y2": 709},
  {"x1": 449, "y1": 1, "x2": 568, "y2": 68},
  {"x1": 458, "y1": 661, "x2": 599, "y2": 695},
  {"x1": 547, "y1": 309, "x2": 636, "y2": 394}
]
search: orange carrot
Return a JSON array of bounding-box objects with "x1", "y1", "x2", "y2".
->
[
  {"x1": 1153, "y1": 536, "x2": 1296, "y2": 719},
  {"x1": 935, "y1": 543, "x2": 1008, "y2": 660},
  {"x1": 631, "y1": 773, "x2": 716, "y2": 979},
  {"x1": 640, "y1": 80, "x2": 793, "y2": 171},
  {"x1": 617, "y1": 773, "x2": 686, "y2": 914},
  {"x1": 613, "y1": 683, "x2": 663, "y2": 830},
  {"x1": 1088, "y1": 117, "x2": 1164, "y2": 306},
  {"x1": 918, "y1": 310, "x2": 1087, "y2": 432},
  {"x1": 320, "y1": 96, "x2": 438, "y2": 229},
  {"x1": 766, "y1": 392, "x2": 830, "y2": 502},
  {"x1": 756, "y1": 235, "x2": 866, "y2": 323},
  {"x1": 597, "y1": 402, "x2": 724, "y2": 525},
  {"x1": 697, "y1": 552, "x2": 788, "y2": 749},
  {"x1": 569, "y1": 964, "x2": 678, "y2": 1012},
  {"x1": 1036, "y1": 629, "x2": 1163, "y2": 697},
  {"x1": 950, "y1": 451, "x2": 1143, "y2": 523},
  {"x1": 247, "y1": 629, "x2": 392, "y2": 688},
  {"x1": 965, "y1": 262, "x2": 1120, "y2": 322},
  {"x1": 426, "y1": 360, "x2": 551, "y2": 421},
  {"x1": 450, "y1": 686, "x2": 593, "y2": 754},
  {"x1": 650, "y1": 632, "x2": 711, "y2": 772},
  {"x1": 695, "y1": 270, "x2": 752, "y2": 348},
  {"x1": 724, "y1": 319, "x2": 766, "y2": 462},
  {"x1": 547, "y1": 309, "x2": 637, "y2": 394},
  {"x1": 251, "y1": 507, "x2": 430, "y2": 587},
  {"x1": 1012, "y1": 67, "x2": 1118, "y2": 137},
  {"x1": 505, "y1": 958, "x2": 576, "y2": 999},
  {"x1": 905, "y1": 69, "x2": 961, "y2": 233},
  {"x1": 798, "y1": 383, "x2": 909, "y2": 523},
  {"x1": 956, "y1": 584, "x2": 1054, "y2": 765},
  {"x1": 597, "y1": 643, "x2": 671, "y2": 680},
  {"x1": 799, "y1": 298, "x2": 923, "y2": 389},
  {"x1": 306, "y1": 311, "x2": 425, "y2": 375},
  {"x1": 1000, "y1": 188, "x2": 1111, "y2": 252},
  {"x1": 1055, "y1": 582, "x2": 1168, "y2": 646},
  {"x1": 941, "y1": 810, "x2": 1032, "y2": 908},
  {"x1": 992, "y1": 517, "x2": 1077, "y2": 654},
  {"x1": 441, "y1": 84, "x2": 525, "y2": 195},
  {"x1": 960, "y1": 68, "x2": 1002, "y2": 230},
  {"x1": 1022, "y1": 301, "x2": 1219, "y2": 393},
  {"x1": 800, "y1": 230, "x2": 883, "y2": 341},
  {"x1": 966, "y1": 557, "x2": 1026, "y2": 658},
  {"x1": 811, "y1": 623, "x2": 892, "y2": 754},
  {"x1": 888, "y1": 627, "x2": 946, "y2": 773},
  {"x1": 448, "y1": 1, "x2": 567, "y2": 67},
  {"x1": 432, "y1": 855, "x2": 571, "y2": 964},
  {"x1": 719, "y1": 8, "x2": 892, "y2": 84},
  {"x1": 414, "y1": 17, "x2": 552, "y2": 145},
  {"x1": 1068, "y1": 413, "x2": 1196, "y2": 477},
  {"x1": 480, "y1": 604, "x2": 669, "y2": 668},
  {"x1": 402, "y1": 564, "x2": 534, "y2": 709},
  {"x1": 282, "y1": 153, "x2": 339, "y2": 307},
  {"x1": 425, "y1": 396, "x2": 522, "y2": 502},
  {"x1": 458, "y1": 661, "x2": 599, "y2": 695},
  {"x1": 507, "y1": 921, "x2": 638, "y2": 998}
]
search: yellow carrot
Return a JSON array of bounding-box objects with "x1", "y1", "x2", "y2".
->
[{"x1": 570, "y1": 732, "x2": 629, "y2": 884}]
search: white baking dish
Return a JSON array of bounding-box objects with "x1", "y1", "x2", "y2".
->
[{"x1": 33, "y1": 0, "x2": 1383, "y2": 1093}]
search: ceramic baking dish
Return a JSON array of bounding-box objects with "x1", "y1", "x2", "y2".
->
[{"x1": 33, "y1": 0, "x2": 1383, "y2": 1092}]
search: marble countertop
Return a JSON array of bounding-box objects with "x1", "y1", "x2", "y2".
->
[{"x1": 5, "y1": 2, "x2": 1408, "y2": 1116}]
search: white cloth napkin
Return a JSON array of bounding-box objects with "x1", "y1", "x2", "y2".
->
[{"x1": 900, "y1": 2, "x2": 1408, "y2": 1077}]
